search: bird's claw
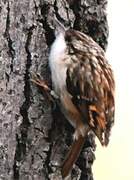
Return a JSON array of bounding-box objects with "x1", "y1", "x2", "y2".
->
[
  {"x1": 30, "y1": 72, "x2": 50, "y2": 92},
  {"x1": 30, "y1": 72, "x2": 59, "y2": 103}
]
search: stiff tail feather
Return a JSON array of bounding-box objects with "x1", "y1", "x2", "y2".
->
[{"x1": 61, "y1": 135, "x2": 86, "y2": 178}]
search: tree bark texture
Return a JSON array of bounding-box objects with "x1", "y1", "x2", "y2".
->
[{"x1": 0, "y1": 0, "x2": 108, "y2": 179}]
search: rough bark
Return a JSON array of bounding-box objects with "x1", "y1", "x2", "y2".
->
[{"x1": 0, "y1": 0, "x2": 108, "y2": 179}]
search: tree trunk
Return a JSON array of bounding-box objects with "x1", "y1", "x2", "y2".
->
[{"x1": 0, "y1": 0, "x2": 108, "y2": 179}]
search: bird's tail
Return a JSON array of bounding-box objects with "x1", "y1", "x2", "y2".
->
[{"x1": 61, "y1": 135, "x2": 86, "y2": 178}]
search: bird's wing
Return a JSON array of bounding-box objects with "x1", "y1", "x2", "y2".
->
[{"x1": 65, "y1": 30, "x2": 115, "y2": 146}]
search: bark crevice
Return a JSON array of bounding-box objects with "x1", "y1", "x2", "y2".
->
[
  {"x1": 4, "y1": 1, "x2": 15, "y2": 73},
  {"x1": 40, "y1": 3, "x2": 55, "y2": 47},
  {"x1": 13, "y1": 26, "x2": 35, "y2": 179}
]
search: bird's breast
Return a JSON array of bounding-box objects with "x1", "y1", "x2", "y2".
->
[
  {"x1": 49, "y1": 33, "x2": 68, "y2": 94},
  {"x1": 51, "y1": 60, "x2": 67, "y2": 94}
]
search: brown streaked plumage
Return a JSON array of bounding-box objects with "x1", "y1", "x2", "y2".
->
[
  {"x1": 56, "y1": 29, "x2": 114, "y2": 178},
  {"x1": 64, "y1": 29, "x2": 115, "y2": 145},
  {"x1": 49, "y1": 29, "x2": 115, "y2": 178},
  {"x1": 32, "y1": 28, "x2": 115, "y2": 178}
]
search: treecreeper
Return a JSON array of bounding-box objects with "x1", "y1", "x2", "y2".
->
[{"x1": 31, "y1": 19, "x2": 115, "y2": 179}]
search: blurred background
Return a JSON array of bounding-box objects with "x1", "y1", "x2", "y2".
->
[{"x1": 93, "y1": 0, "x2": 134, "y2": 179}]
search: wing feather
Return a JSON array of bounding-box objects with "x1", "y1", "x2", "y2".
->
[{"x1": 65, "y1": 30, "x2": 115, "y2": 146}]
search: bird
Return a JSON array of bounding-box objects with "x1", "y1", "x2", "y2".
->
[{"x1": 32, "y1": 24, "x2": 115, "y2": 178}]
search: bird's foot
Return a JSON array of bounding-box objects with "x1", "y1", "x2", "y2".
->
[{"x1": 31, "y1": 72, "x2": 59, "y2": 102}]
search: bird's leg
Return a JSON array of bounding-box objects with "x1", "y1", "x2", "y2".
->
[{"x1": 31, "y1": 73, "x2": 59, "y2": 102}]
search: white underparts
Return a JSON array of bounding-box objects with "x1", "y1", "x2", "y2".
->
[{"x1": 49, "y1": 33, "x2": 67, "y2": 94}]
